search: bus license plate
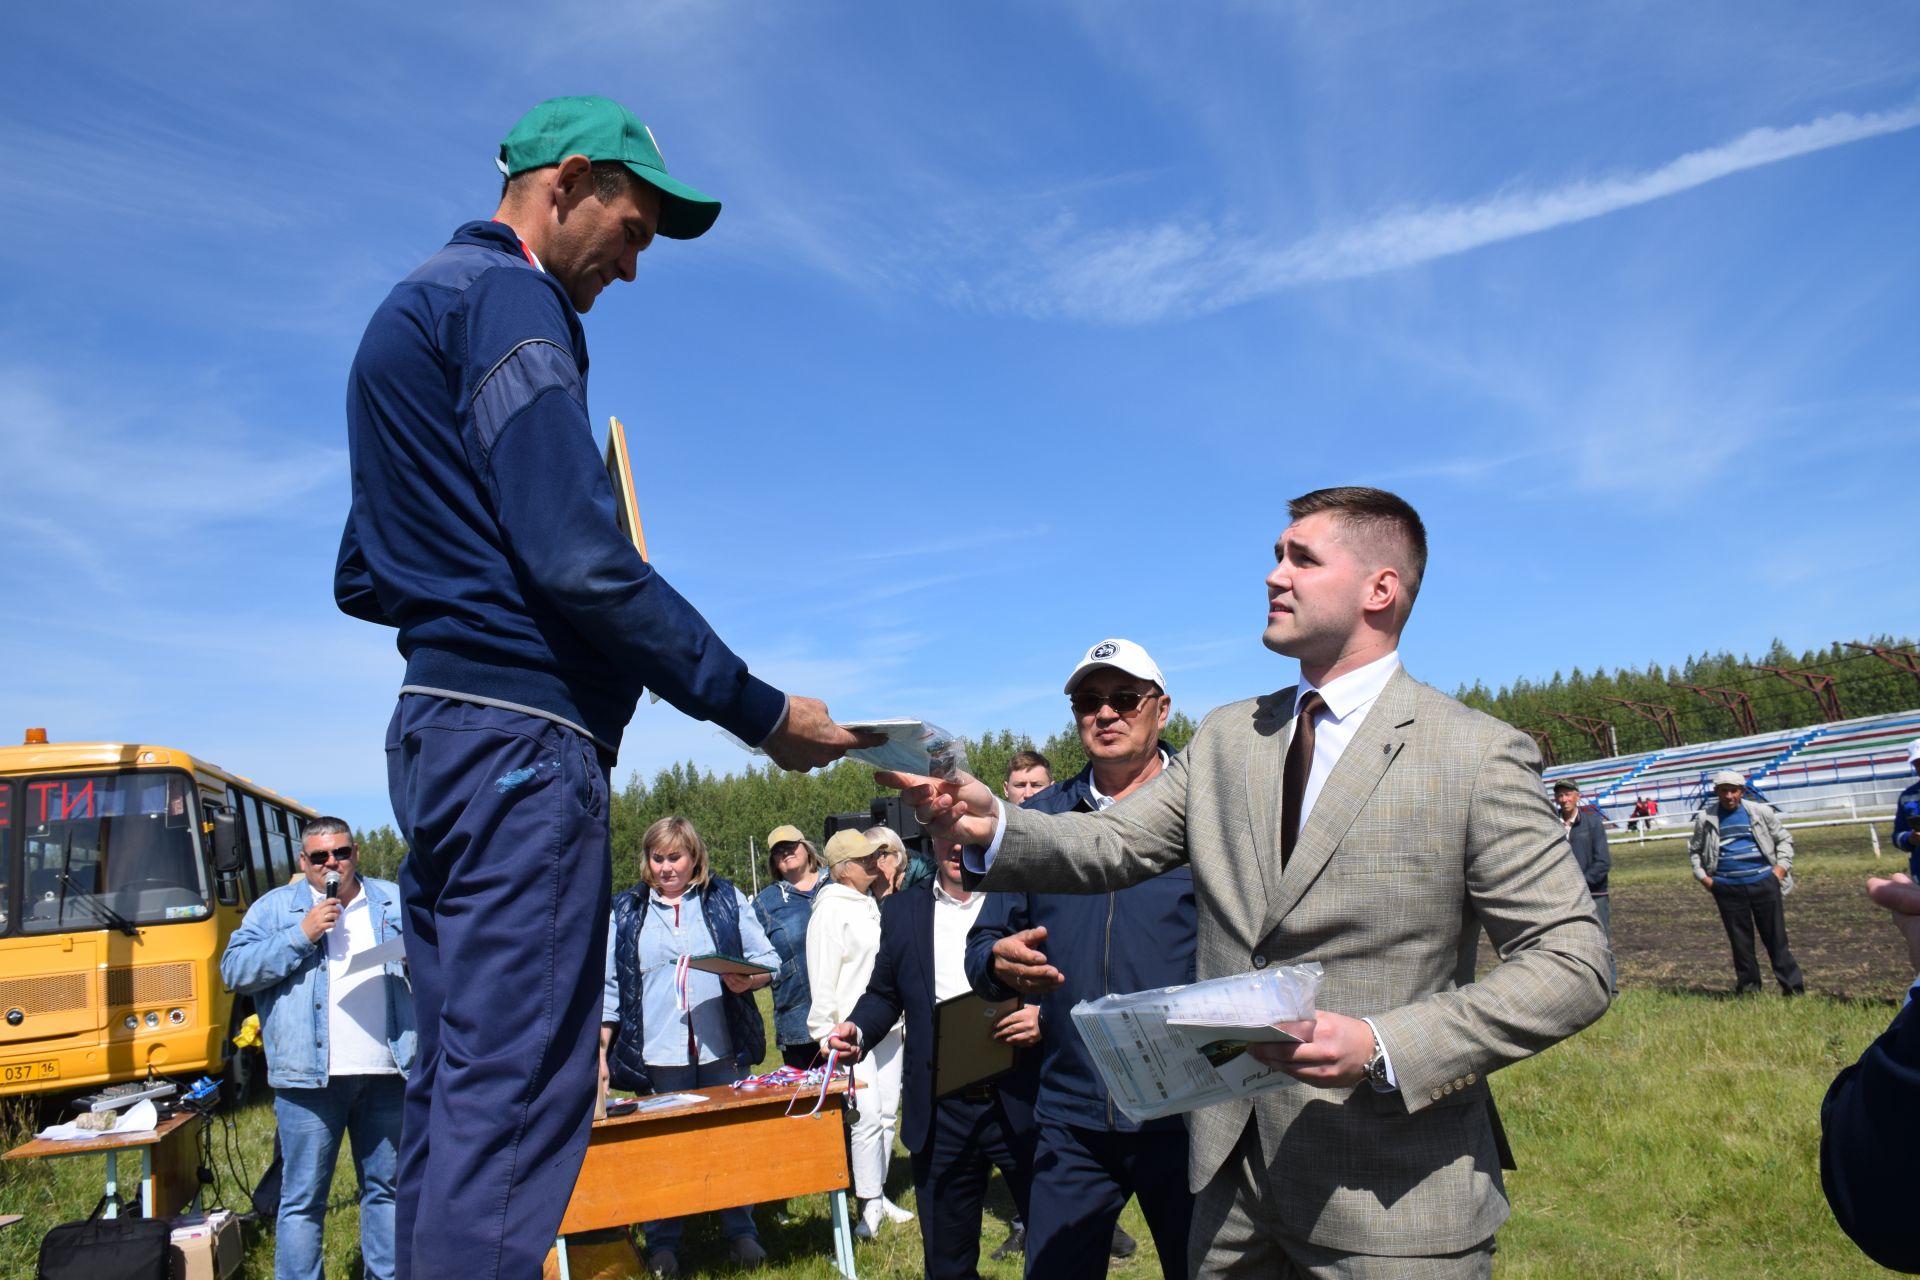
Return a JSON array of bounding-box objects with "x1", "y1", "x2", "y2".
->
[{"x1": 2, "y1": 1060, "x2": 59, "y2": 1084}]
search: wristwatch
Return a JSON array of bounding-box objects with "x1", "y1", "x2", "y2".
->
[{"x1": 1361, "y1": 1028, "x2": 1391, "y2": 1090}]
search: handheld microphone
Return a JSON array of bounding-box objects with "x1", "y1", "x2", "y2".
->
[{"x1": 325, "y1": 872, "x2": 341, "y2": 901}]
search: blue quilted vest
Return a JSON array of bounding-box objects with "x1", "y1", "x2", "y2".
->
[{"x1": 608, "y1": 875, "x2": 765, "y2": 1093}]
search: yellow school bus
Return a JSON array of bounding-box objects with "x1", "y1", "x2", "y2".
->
[{"x1": 0, "y1": 730, "x2": 317, "y2": 1097}]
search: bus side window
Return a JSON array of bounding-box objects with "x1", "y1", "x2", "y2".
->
[
  {"x1": 242, "y1": 796, "x2": 273, "y2": 890},
  {"x1": 223, "y1": 787, "x2": 259, "y2": 901},
  {"x1": 263, "y1": 805, "x2": 295, "y2": 884}
]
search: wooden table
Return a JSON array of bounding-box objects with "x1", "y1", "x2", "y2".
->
[
  {"x1": 4, "y1": 1109, "x2": 202, "y2": 1219},
  {"x1": 557, "y1": 1080, "x2": 856, "y2": 1279}
]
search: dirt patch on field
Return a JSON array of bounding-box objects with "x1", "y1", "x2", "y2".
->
[{"x1": 1478, "y1": 873, "x2": 1914, "y2": 1003}]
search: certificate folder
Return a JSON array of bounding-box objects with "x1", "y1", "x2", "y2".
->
[
  {"x1": 684, "y1": 953, "x2": 772, "y2": 978},
  {"x1": 933, "y1": 992, "x2": 1018, "y2": 1098}
]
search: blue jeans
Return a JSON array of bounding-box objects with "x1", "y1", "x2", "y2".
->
[
  {"x1": 274, "y1": 1073, "x2": 405, "y2": 1280},
  {"x1": 641, "y1": 1060, "x2": 758, "y2": 1251}
]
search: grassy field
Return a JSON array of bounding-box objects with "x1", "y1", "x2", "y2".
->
[{"x1": 2, "y1": 819, "x2": 1909, "y2": 1277}]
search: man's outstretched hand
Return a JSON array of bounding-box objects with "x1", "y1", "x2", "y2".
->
[
  {"x1": 989, "y1": 927, "x2": 1064, "y2": 996},
  {"x1": 874, "y1": 769, "x2": 1001, "y2": 846},
  {"x1": 764, "y1": 697, "x2": 886, "y2": 772},
  {"x1": 1866, "y1": 872, "x2": 1920, "y2": 970}
]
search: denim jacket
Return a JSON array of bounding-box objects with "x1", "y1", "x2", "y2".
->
[
  {"x1": 752, "y1": 877, "x2": 820, "y2": 1047},
  {"x1": 220, "y1": 878, "x2": 416, "y2": 1088}
]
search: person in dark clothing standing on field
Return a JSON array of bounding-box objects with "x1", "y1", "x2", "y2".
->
[
  {"x1": 1688, "y1": 770, "x2": 1803, "y2": 995},
  {"x1": 967, "y1": 638, "x2": 1192, "y2": 1278},
  {"x1": 1552, "y1": 781, "x2": 1614, "y2": 994},
  {"x1": 335, "y1": 95, "x2": 874, "y2": 1280}
]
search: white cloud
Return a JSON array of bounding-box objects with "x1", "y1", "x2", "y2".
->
[{"x1": 972, "y1": 98, "x2": 1920, "y2": 323}]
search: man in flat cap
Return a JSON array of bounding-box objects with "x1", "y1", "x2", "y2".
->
[
  {"x1": 335, "y1": 95, "x2": 876, "y2": 1279},
  {"x1": 1689, "y1": 770, "x2": 1804, "y2": 995}
]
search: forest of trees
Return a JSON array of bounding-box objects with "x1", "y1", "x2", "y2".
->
[{"x1": 355, "y1": 636, "x2": 1918, "y2": 887}]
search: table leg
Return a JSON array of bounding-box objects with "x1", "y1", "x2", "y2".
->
[
  {"x1": 141, "y1": 1147, "x2": 154, "y2": 1218},
  {"x1": 829, "y1": 1188, "x2": 857, "y2": 1278},
  {"x1": 554, "y1": 1235, "x2": 573, "y2": 1280},
  {"x1": 103, "y1": 1151, "x2": 120, "y2": 1219}
]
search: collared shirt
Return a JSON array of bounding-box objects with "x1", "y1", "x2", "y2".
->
[
  {"x1": 932, "y1": 879, "x2": 985, "y2": 1002},
  {"x1": 313, "y1": 884, "x2": 400, "y2": 1076},
  {"x1": 1087, "y1": 749, "x2": 1173, "y2": 812},
  {"x1": 1291, "y1": 650, "x2": 1402, "y2": 834}
]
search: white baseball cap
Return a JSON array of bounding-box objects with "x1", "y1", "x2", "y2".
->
[
  {"x1": 1064, "y1": 638, "x2": 1166, "y2": 694},
  {"x1": 1907, "y1": 738, "x2": 1920, "y2": 766}
]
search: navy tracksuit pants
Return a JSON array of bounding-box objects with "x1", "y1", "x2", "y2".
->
[
  {"x1": 385, "y1": 696, "x2": 612, "y2": 1280},
  {"x1": 1026, "y1": 1120, "x2": 1192, "y2": 1280}
]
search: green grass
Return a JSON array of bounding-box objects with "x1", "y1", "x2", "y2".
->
[{"x1": 4, "y1": 844, "x2": 1910, "y2": 1279}]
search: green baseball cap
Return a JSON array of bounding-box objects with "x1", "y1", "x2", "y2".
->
[{"x1": 498, "y1": 95, "x2": 720, "y2": 240}]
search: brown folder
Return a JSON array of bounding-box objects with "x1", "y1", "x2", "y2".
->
[{"x1": 933, "y1": 992, "x2": 1019, "y2": 1098}]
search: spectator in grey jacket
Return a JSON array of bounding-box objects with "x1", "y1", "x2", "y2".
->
[
  {"x1": 1553, "y1": 781, "x2": 1614, "y2": 994},
  {"x1": 1688, "y1": 771, "x2": 1804, "y2": 995}
]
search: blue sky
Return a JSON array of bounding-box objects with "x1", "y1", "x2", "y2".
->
[{"x1": 3, "y1": 3, "x2": 1916, "y2": 828}]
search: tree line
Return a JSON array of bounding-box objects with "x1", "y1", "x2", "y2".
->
[{"x1": 355, "y1": 636, "x2": 1916, "y2": 882}]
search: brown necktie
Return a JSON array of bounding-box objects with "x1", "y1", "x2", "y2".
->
[{"x1": 1281, "y1": 691, "x2": 1328, "y2": 866}]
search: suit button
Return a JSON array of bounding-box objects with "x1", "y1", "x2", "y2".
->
[
  {"x1": 1252, "y1": 955, "x2": 1269, "y2": 970},
  {"x1": 1431, "y1": 1088, "x2": 1444, "y2": 1102},
  {"x1": 1465, "y1": 1073, "x2": 1477, "y2": 1086}
]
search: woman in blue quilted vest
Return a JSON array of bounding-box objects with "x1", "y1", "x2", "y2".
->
[{"x1": 600, "y1": 816, "x2": 780, "y2": 1275}]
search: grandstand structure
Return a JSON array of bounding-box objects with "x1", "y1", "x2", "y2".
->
[{"x1": 1540, "y1": 708, "x2": 1920, "y2": 831}]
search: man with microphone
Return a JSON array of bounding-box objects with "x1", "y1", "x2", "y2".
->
[{"x1": 223, "y1": 819, "x2": 415, "y2": 1280}]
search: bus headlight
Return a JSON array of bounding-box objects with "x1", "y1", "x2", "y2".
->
[
  {"x1": 123, "y1": 1014, "x2": 138, "y2": 1031},
  {"x1": 143, "y1": 1011, "x2": 160, "y2": 1029}
]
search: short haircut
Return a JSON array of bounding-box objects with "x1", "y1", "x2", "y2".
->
[
  {"x1": 1007, "y1": 750, "x2": 1053, "y2": 780},
  {"x1": 642, "y1": 815, "x2": 711, "y2": 891},
  {"x1": 864, "y1": 826, "x2": 906, "y2": 857},
  {"x1": 1287, "y1": 486, "x2": 1428, "y2": 608},
  {"x1": 500, "y1": 160, "x2": 641, "y2": 205},
  {"x1": 303, "y1": 816, "x2": 351, "y2": 843},
  {"x1": 764, "y1": 836, "x2": 820, "y2": 884}
]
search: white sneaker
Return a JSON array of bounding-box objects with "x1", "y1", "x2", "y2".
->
[
  {"x1": 855, "y1": 1198, "x2": 886, "y2": 1239},
  {"x1": 880, "y1": 1197, "x2": 915, "y2": 1224}
]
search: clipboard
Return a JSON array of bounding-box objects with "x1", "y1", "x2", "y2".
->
[
  {"x1": 684, "y1": 952, "x2": 773, "y2": 978},
  {"x1": 603, "y1": 415, "x2": 648, "y2": 561},
  {"x1": 932, "y1": 992, "x2": 1018, "y2": 1098}
]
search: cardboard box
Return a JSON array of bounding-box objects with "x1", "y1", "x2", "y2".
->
[{"x1": 170, "y1": 1209, "x2": 242, "y2": 1280}]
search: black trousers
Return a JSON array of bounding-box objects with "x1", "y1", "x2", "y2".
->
[
  {"x1": 910, "y1": 1089, "x2": 1034, "y2": 1280},
  {"x1": 1711, "y1": 876, "x2": 1804, "y2": 994},
  {"x1": 1027, "y1": 1120, "x2": 1192, "y2": 1280}
]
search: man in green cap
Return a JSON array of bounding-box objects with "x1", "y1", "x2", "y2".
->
[{"x1": 335, "y1": 95, "x2": 877, "y2": 1280}]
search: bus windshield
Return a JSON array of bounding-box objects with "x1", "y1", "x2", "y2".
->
[{"x1": 10, "y1": 772, "x2": 209, "y2": 936}]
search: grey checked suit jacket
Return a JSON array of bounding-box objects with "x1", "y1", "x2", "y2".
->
[{"x1": 979, "y1": 667, "x2": 1611, "y2": 1256}]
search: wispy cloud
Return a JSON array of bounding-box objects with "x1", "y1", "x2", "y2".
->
[{"x1": 972, "y1": 99, "x2": 1920, "y2": 324}]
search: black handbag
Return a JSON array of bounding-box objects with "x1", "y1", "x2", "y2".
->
[{"x1": 36, "y1": 1196, "x2": 175, "y2": 1280}]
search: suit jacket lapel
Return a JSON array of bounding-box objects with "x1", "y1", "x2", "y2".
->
[
  {"x1": 1261, "y1": 669, "x2": 1418, "y2": 936},
  {"x1": 1244, "y1": 688, "x2": 1296, "y2": 929}
]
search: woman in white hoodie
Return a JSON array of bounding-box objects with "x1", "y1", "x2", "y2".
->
[{"x1": 806, "y1": 828, "x2": 911, "y2": 1239}]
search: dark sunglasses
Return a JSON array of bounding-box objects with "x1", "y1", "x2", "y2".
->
[
  {"x1": 1070, "y1": 688, "x2": 1159, "y2": 717},
  {"x1": 304, "y1": 845, "x2": 357, "y2": 865}
]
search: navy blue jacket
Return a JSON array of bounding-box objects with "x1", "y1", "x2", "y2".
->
[
  {"x1": 965, "y1": 758, "x2": 1196, "y2": 1132},
  {"x1": 1894, "y1": 777, "x2": 1920, "y2": 879},
  {"x1": 849, "y1": 882, "x2": 1036, "y2": 1155},
  {"x1": 336, "y1": 220, "x2": 785, "y2": 752},
  {"x1": 607, "y1": 876, "x2": 764, "y2": 1094},
  {"x1": 1822, "y1": 1001, "x2": 1920, "y2": 1272},
  {"x1": 1566, "y1": 806, "x2": 1611, "y2": 894}
]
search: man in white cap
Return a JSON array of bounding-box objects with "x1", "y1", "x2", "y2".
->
[
  {"x1": 1688, "y1": 771, "x2": 1804, "y2": 995},
  {"x1": 1893, "y1": 741, "x2": 1920, "y2": 879},
  {"x1": 964, "y1": 638, "x2": 1195, "y2": 1278}
]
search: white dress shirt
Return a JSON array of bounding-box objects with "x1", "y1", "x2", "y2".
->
[
  {"x1": 931, "y1": 880, "x2": 986, "y2": 1003},
  {"x1": 1291, "y1": 650, "x2": 1402, "y2": 833}
]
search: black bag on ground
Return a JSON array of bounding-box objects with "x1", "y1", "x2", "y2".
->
[{"x1": 36, "y1": 1196, "x2": 174, "y2": 1280}]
